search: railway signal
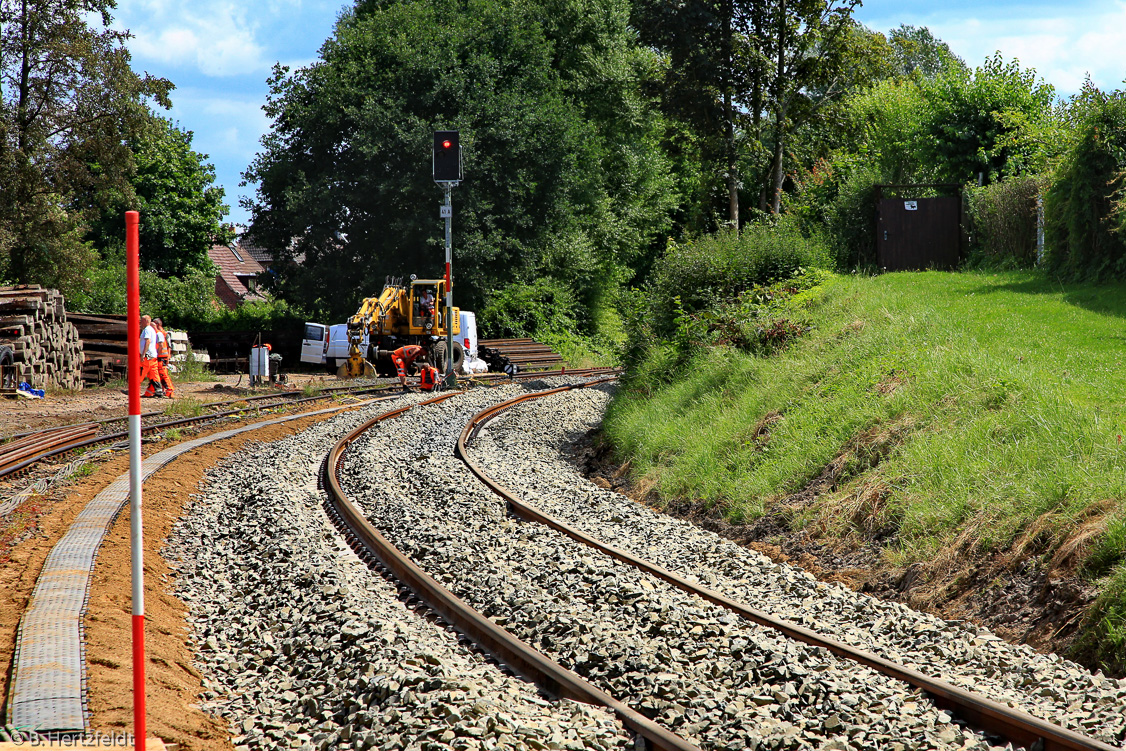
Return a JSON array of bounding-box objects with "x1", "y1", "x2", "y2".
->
[
  {"x1": 433, "y1": 130, "x2": 460, "y2": 388},
  {"x1": 433, "y1": 130, "x2": 461, "y2": 182}
]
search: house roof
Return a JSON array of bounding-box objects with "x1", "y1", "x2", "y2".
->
[
  {"x1": 239, "y1": 240, "x2": 274, "y2": 266},
  {"x1": 208, "y1": 241, "x2": 266, "y2": 308}
]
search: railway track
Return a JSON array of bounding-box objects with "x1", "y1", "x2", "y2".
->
[
  {"x1": 0, "y1": 368, "x2": 620, "y2": 486},
  {"x1": 12, "y1": 371, "x2": 1117, "y2": 749},
  {"x1": 319, "y1": 381, "x2": 1123, "y2": 751}
]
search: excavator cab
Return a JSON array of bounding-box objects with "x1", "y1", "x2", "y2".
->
[{"x1": 411, "y1": 282, "x2": 440, "y2": 331}]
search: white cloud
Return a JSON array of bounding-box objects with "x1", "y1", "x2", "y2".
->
[
  {"x1": 119, "y1": 0, "x2": 269, "y2": 77},
  {"x1": 861, "y1": 1, "x2": 1126, "y2": 96}
]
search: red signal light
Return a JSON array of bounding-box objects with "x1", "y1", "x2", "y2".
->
[{"x1": 442, "y1": 140, "x2": 452, "y2": 149}]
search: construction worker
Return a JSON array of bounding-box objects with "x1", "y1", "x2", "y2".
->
[
  {"x1": 138, "y1": 315, "x2": 164, "y2": 398},
  {"x1": 419, "y1": 288, "x2": 436, "y2": 326},
  {"x1": 148, "y1": 317, "x2": 175, "y2": 398},
  {"x1": 390, "y1": 344, "x2": 426, "y2": 390}
]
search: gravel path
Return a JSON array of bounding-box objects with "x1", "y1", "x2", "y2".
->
[
  {"x1": 168, "y1": 386, "x2": 631, "y2": 751},
  {"x1": 468, "y1": 386, "x2": 1126, "y2": 749},
  {"x1": 339, "y1": 381, "x2": 1005, "y2": 751}
]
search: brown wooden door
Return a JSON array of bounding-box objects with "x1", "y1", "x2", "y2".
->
[{"x1": 877, "y1": 196, "x2": 960, "y2": 270}]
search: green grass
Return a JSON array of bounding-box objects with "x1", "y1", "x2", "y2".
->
[
  {"x1": 162, "y1": 396, "x2": 210, "y2": 419},
  {"x1": 606, "y1": 269, "x2": 1126, "y2": 666}
]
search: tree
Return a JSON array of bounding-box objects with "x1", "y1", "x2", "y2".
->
[
  {"x1": 887, "y1": 24, "x2": 965, "y2": 81},
  {"x1": 84, "y1": 115, "x2": 230, "y2": 275},
  {"x1": 245, "y1": 0, "x2": 674, "y2": 322},
  {"x1": 633, "y1": 0, "x2": 859, "y2": 223},
  {"x1": 0, "y1": 0, "x2": 171, "y2": 293},
  {"x1": 632, "y1": 0, "x2": 766, "y2": 228},
  {"x1": 915, "y1": 53, "x2": 1056, "y2": 185}
]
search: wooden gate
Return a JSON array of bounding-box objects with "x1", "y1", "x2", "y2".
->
[{"x1": 876, "y1": 186, "x2": 962, "y2": 271}]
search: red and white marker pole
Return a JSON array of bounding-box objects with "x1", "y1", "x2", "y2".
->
[{"x1": 125, "y1": 210, "x2": 147, "y2": 747}]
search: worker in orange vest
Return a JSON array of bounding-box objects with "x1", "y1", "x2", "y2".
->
[
  {"x1": 146, "y1": 317, "x2": 175, "y2": 398},
  {"x1": 138, "y1": 315, "x2": 164, "y2": 398},
  {"x1": 390, "y1": 345, "x2": 426, "y2": 390},
  {"x1": 418, "y1": 363, "x2": 439, "y2": 391}
]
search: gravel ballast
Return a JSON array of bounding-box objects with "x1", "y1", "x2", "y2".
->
[
  {"x1": 170, "y1": 378, "x2": 1126, "y2": 751},
  {"x1": 468, "y1": 385, "x2": 1126, "y2": 749},
  {"x1": 339, "y1": 380, "x2": 1012, "y2": 750},
  {"x1": 168, "y1": 387, "x2": 632, "y2": 751}
]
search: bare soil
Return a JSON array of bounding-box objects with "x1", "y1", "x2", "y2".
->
[
  {"x1": 571, "y1": 428, "x2": 1109, "y2": 677},
  {"x1": 1, "y1": 372, "x2": 338, "y2": 438},
  {"x1": 0, "y1": 402, "x2": 368, "y2": 749}
]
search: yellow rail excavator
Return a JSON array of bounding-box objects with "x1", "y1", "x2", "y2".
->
[{"x1": 337, "y1": 275, "x2": 463, "y2": 379}]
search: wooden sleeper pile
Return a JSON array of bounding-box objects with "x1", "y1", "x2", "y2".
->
[{"x1": 0, "y1": 285, "x2": 85, "y2": 391}]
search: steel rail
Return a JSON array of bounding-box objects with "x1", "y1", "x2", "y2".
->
[
  {"x1": 0, "y1": 388, "x2": 391, "y2": 481},
  {"x1": 0, "y1": 383, "x2": 393, "y2": 442},
  {"x1": 321, "y1": 388, "x2": 701, "y2": 751},
  {"x1": 0, "y1": 368, "x2": 621, "y2": 481},
  {"x1": 0, "y1": 424, "x2": 99, "y2": 474},
  {"x1": 455, "y1": 383, "x2": 1122, "y2": 751}
]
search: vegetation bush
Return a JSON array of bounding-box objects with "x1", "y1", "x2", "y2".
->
[
  {"x1": 965, "y1": 176, "x2": 1041, "y2": 268},
  {"x1": 478, "y1": 277, "x2": 618, "y2": 367},
  {"x1": 1043, "y1": 93, "x2": 1126, "y2": 281},
  {"x1": 70, "y1": 253, "x2": 304, "y2": 331},
  {"x1": 789, "y1": 153, "x2": 883, "y2": 269},
  {"x1": 646, "y1": 219, "x2": 832, "y2": 337}
]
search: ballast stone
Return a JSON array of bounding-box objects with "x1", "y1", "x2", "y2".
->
[{"x1": 168, "y1": 385, "x2": 632, "y2": 751}]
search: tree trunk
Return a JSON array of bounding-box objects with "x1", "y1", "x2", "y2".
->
[
  {"x1": 723, "y1": 0, "x2": 738, "y2": 229},
  {"x1": 770, "y1": 0, "x2": 787, "y2": 215},
  {"x1": 726, "y1": 89, "x2": 738, "y2": 228}
]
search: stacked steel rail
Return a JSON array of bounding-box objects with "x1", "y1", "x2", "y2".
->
[
  {"x1": 478, "y1": 338, "x2": 564, "y2": 371},
  {"x1": 0, "y1": 425, "x2": 99, "y2": 477}
]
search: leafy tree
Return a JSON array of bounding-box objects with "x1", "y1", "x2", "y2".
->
[
  {"x1": 0, "y1": 0, "x2": 171, "y2": 293},
  {"x1": 84, "y1": 115, "x2": 230, "y2": 275},
  {"x1": 886, "y1": 24, "x2": 965, "y2": 80},
  {"x1": 915, "y1": 54, "x2": 1056, "y2": 185},
  {"x1": 634, "y1": 0, "x2": 860, "y2": 223},
  {"x1": 245, "y1": 0, "x2": 673, "y2": 323}
]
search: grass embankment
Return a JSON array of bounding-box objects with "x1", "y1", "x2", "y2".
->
[{"x1": 605, "y1": 270, "x2": 1126, "y2": 673}]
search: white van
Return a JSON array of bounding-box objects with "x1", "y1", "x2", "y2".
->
[
  {"x1": 300, "y1": 323, "x2": 369, "y2": 370},
  {"x1": 459, "y1": 311, "x2": 487, "y2": 374}
]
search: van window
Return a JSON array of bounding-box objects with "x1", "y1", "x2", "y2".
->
[{"x1": 304, "y1": 324, "x2": 324, "y2": 341}]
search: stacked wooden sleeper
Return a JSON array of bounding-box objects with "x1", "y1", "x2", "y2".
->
[
  {"x1": 0, "y1": 285, "x2": 85, "y2": 391},
  {"x1": 68, "y1": 313, "x2": 128, "y2": 386}
]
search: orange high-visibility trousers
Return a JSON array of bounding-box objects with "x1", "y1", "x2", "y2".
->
[
  {"x1": 140, "y1": 357, "x2": 164, "y2": 396},
  {"x1": 155, "y1": 358, "x2": 174, "y2": 397}
]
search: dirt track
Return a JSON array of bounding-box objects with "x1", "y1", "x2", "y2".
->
[{"x1": 0, "y1": 400, "x2": 363, "y2": 749}]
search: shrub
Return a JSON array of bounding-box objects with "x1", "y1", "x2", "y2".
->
[
  {"x1": 1043, "y1": 93, "x2": 1126, "y2": 281},
  {"x1": 477, "y1": 277, "x2": 585, "y2": 340},
  {"x1": 965, "y1": 176, "x2": 1041, "y2": 268},
  {"x1": 647, "y1": 219, "x2": 831, "y2": 337},
  {"x1": 790, "y1": 154, "x2": 883, "y2": 269}
]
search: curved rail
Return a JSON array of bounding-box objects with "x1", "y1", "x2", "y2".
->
[
  {"x1": 321, "y1": 387, "x2": 700, "y2": 751},
  {"x1": 0, "y1": 384, "x2": 418, "y2": 481},
  {"x1": 454, "y1": 384, "x2": 1120, "y2": 751},
  {"x1": 6, "y1": 396, "x2": 389, "y2": 734}
]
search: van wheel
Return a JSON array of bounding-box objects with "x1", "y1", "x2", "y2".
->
[{"x1": 326, "y1": 358, "x2": 337, "y2": 372}]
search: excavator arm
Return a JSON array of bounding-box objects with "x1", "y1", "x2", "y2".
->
[{"x1": 337, "y1": 282, "x2": 402, "y2": 379}]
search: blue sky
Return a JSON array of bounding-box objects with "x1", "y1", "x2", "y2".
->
[{"x1": 111, "y1": 0, "x2": 1126, "y2": 228}]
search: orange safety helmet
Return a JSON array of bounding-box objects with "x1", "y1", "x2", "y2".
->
[{"x1": 264, "y1": 343, "x2": 272, "y2": 351}]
